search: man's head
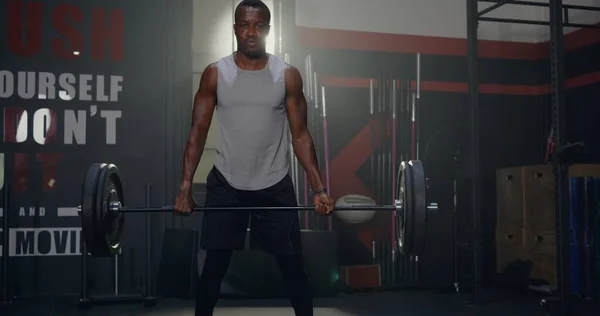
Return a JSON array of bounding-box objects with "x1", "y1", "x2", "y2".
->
[{"x1": 234, "y1": 0, "x2": 271, "y2": 59}]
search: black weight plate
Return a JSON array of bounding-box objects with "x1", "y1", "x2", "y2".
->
[
  {"x1": 105, "y1": 164, "x2": 125, "y2": 256},
  {"x1": 396, "y1": 161, "x2": 414, "y2": 255},
  {"x1": 409, "y1": 160, "x2": 427, "y2": 257},
  {"x1": 93, "y1": 164, "x2": 125, "y2": 257},
  {"x1": 92, "y1": 165, "x2": 111, "y2": 256},
  {"x1": 81, "y1": 163, "x2": 108, "y2": 256}
]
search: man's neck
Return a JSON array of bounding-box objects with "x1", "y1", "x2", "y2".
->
[{"x1": 234, "y1": 51, "x2": 269, "y2": 71}]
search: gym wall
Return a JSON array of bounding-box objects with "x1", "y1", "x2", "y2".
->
[
  {"x1": 296, "y1": 0, "x2": 543, "y2": 286},
  {"x1": 563, "y1": 26, "x2": 600, "y2": 152},
  {"x1": 294, "y1": 0, "x2": 600, "y2": 286},
  {"x1": 0, "y1": 0, "x2": 193, "y2": 296},
  {"x1": 297, "y1": 0, "x2": 548, "y2": 42}
]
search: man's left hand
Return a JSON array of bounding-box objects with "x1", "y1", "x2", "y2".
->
[{"x1": 313, "y1": 192, "x2": 335, "y2": 215}]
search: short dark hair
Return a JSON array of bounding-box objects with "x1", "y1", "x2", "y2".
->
[{"x1": 235, "y1": 0, "x2": 271, "y2": 24}]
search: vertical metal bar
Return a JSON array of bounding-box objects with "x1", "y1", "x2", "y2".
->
[
  {"x1": 1, "y1": 185, "x2": 9, "y2": 304},
  {"x1": 550, "y1": 0, "x2": 568, "y2": 314},
  {"x1": 81, "y1": 233, "x2": 88, "y2": 303},
  {"x1": 286, "y1": 54, "x2": 299, "y2": 204},
  {"x1": 415, "y1": 256, "x2": 420, "y2": 281},
  {"x1": 466, "y1": 0, "x2": 483, "y2": 305},
  {"x1": 307, "y1": 56, "x2": 313, "y2": 101},
  {"x1": 312, "y1": 71, "x2": 319, "y2": 230},
  {"x1": 371, "y1": 241, "x2": 376, "y2": 264},
  {"x1": 416, "y1": 54, "x2": 421, "y2": 99},
  {"x1": 390, "y1": 77, "x2": 396, "y2": 206},
  {"x1": 370, "y1": 79, "x2": 375, "y2": 196},
  {"x1": 145, "y1": 183, "x2": 153, "y2": 299},
  {"x1": 378, "y1": 77, "x2": 383, "y2": 204},
  {"x1": 381, "y1": 78, "x2": 387, "y2": 205},
  {"x1": 114, "y1": 252, "x2": 119, "y2": 295},
  {"x1": 453, "y1": 177, "x2": 459, "y2": 292},
  {"x1": 321, "y1": 86, "x2": 332, "y2": 231},
  {"x1": 391, "y1": 79, "x2": 397, "y2": 283},
  {"x1": 291, "y1": 83, "x2": 300, "y2": 204},
  {"x1": 415, "y1": 54, "x2": 422, "y2": 160},
  {"x1": 313, "y1": 72, "x2": 318, "y2": 108},
  {"x1": 304, "y1": 57, "x2": 310, "y2": 97},
  {"x1": 290, "y1": 143, "x2": 298, "y2": 202},
  {"x1": 411, "y1": 93, "x2": 416, "y2": 160}
]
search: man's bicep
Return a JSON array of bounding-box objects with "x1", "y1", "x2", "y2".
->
[
  {"x1": 285, "y1": 67, "x2": 308, "y2": 134},
  {"x1": 191, "y1": 65, "x2": 218, "y2": 127}
]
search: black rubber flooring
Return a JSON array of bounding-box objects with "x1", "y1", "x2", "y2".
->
[{"x1": 2, "y1": 290, "x2": 543, "y2": 316}]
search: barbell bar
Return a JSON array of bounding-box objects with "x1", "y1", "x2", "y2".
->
[
  {"x1": 79, "y1": 161, "x2": 434, "y2": 257},
  {"x1": 112, "y1": 205, "x2": 396, "y2": 213},
  {"x1": 78, "y1": 203, "x2": 438, "y2": 213}
]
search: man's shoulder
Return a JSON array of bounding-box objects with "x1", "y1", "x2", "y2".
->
[
  {"x1": 210, "y1": 54, "x2": 234, "y2": 70},
  {"x1": 205, "y1": 53, "x2": 233, "y2": 71},
  {"x1": 203, "y1": 62, "x2": 218, "y2": 75},
  {"x1": 283, "y1": 63, "x2": 301, "y2": 78},
  {"x1": 283, "y1": 63, "x2": 298, "y2": 72}
]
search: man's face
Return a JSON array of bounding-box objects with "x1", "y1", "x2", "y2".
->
[{"x1": 234, "y1": 6, "x2": 270, "y2": 58}]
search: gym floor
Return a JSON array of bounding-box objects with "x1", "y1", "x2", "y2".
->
[{"x1": 3, "y1": 291, "x2": 541, "y2": 316}]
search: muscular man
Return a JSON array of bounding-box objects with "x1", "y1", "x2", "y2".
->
[{"x1": 174, "y1": 1, "x2": 335, "y2": 315}]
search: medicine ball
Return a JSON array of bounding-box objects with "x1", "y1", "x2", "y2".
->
[{"x1": 334, "y1": 194, "x2": 376, "y2": 224}]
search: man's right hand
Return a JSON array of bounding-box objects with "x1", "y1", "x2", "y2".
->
[{"x1": 174, "y1": 190, "x2": 195, "y2": 215}]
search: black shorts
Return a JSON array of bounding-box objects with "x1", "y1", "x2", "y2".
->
[{"x1": 200, "y1": 166, "x2": 302, "y2": 255}]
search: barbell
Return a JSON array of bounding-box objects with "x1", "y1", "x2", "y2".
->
[{"x1": 78, "y1": 161, "x2": 436, "y2": 257}]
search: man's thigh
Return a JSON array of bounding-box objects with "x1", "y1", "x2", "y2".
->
[
  {"x1": 247, "y1": 175, "x2": 302, "y2": 255},
  {"x1": 200, "y1": 167, "x2": 249, "y2": 250}
]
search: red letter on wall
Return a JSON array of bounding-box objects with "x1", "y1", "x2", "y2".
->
[
  {"x1": 14, "y1": 153, "x2": 27, "y2": 193},
  {"x1": 3, "y1": 107, "x2": 27, "y2": 143},
  {"x1": 36, "y1": 153, "x2": 63, "y2": 192},
  {"x1": 7, "y1": 1, "x2": 43, "y2": 57},
  {"x1": 91, "y1": 8, "x2": 125, "y2": 62},
  {"x1": 51, "y1": 4, "x2": 84, "y2": 60}
]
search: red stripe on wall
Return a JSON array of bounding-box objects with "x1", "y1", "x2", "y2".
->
[
  {"x1": 564, "y1": 23, "x2": 600, "y2": 52},
  {"x1": 321, "y1": 77, "x2": 375, "y2": 88},
  {"x1": 419, "y1": 81, "x2": 547, "y2": 95},
  {"x1": 321, "y1": 70, "x2": 600, "y2": 95},
  {"x1": 297, "y1": 27, "x2": 542, "y2": 59},
  {"x1": 321, "y1": 77, "x2": 547, "y2": 95},
  {"x1": 566, "y1": 70, "x2": 600, "y2": 89},
  {"x1": 297, "y1": 23, "x2": 600, "y2": 60}
]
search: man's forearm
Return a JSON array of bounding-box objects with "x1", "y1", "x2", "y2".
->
[
  {"x1": 180, "y1": 136, "x2": 207, "y2": 192},
  {"x1": 292, "y1": 131, "x2": 325, "y2": 191}
]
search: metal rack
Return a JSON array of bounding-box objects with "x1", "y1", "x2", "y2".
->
[
  {"x1": 467, "y1": 0, "x2": 600, "y2": 314},
  {"x1": 78, "y1": 184, "x2": 157, "y2": 309}
]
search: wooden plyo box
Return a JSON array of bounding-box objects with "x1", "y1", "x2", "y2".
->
[{"x1": 339, "y1": 264, "x2": 381, "y2": 290}]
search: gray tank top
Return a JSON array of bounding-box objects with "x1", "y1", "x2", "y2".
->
[{"x1": 214, "y1": 53, "x2": 290, "y2": 190}]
